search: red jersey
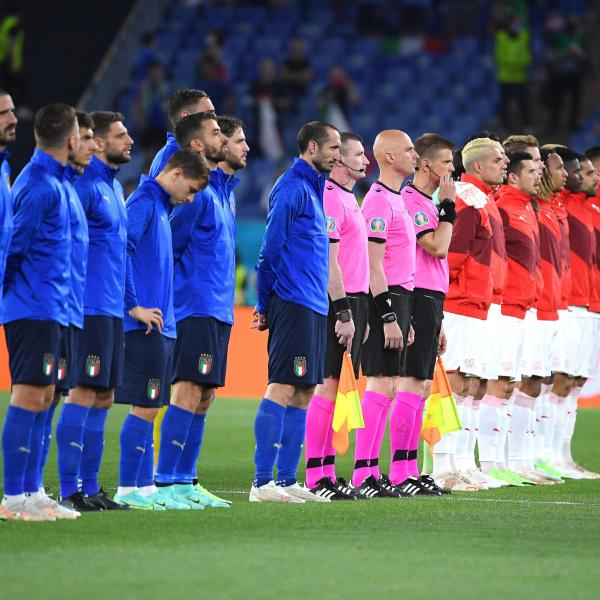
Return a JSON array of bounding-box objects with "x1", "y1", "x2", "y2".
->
[
  {"x1": 496, "y1": 185, "x2": 540, "y2": 318},
  {"x1": 487, "y1": 185, "x2": 508, "y2": 304},
  {"x1": 552, "y1": 191, "x2": 571, "y2": 309},
  {"x1": 584, "y1": 194, "x2": 600, "y2": 312}
]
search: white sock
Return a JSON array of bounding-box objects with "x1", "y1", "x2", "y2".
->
[
  {"x1": 562, "y1": 393, "x2": 579, "y2": 465},
  {"x1": 534, "y1": 393, "x2": 548, "y2": 462},
  {"x1": 496, "y1": 397, "x2": 514, "y2": 470},
  {"x1": 117, "y1": 486, "x2": 137, "y2": 496},
  {"x1": 525, "y1": 401, "x2": 537, "y2": 469},
  {"x1": 432, "y1": 428, "x2": 457, "y2": 476},
  {"x1": 454, "y1": 402, "x2": 473, "y2": 472},
  {"x1": 552, "y1": 398, "x2": 567, "y2": 465},
  {"x1": 5, "y1": 493, "x2": 26, "y2": 507},
  {"x1": 138, "y1": 485, "x2": 157, "y2": 496},
  {"x1": 544, "y1": 394, "x2": 559, "y2": 461},
  {"x1": 478, "y1": 394, "x2": 503, "y2": 469},
  {"x1": 507, "y1": 391, "x2": 534, "y2": 472},
  {"x1": 467, "y1": 403, "x2": 481, "y2": 471}
]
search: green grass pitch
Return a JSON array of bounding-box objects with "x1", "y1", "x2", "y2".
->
[{"x1": 1, "y1": 394, "x2": 600, "y2": 599}]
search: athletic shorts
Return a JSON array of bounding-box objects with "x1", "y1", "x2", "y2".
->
[
  {"x1": 405, "y1": 288, "x2": 444, "y2": 381},
  {"x1": 172, "y1": 316, "x2": 232, "y2": 388},
  {"x1": 4, "y1": 319, "x2": 63, "y2": 386},
  {"x1": 585, "y1": 311, "x2": 600, "y2": 378},
  {"x1": 115, "y1": 330, "x2": 175, "y2": 408},
  {"x1": 55, "y1": 325, "x2": 82, "y2": 394},
  {"x1": 73, "y1": 315, "x2": 125, "y2": 390},
  {"x1": 562, "y1": 306, "x2": 597, "y2": 378},
  {"x1": 551, "y1": 309, "x2": 573, "y2": 375},
  {"x1": 440, "y1": 311, "x2": 486, "y2": 378},
  {"x1": 324, "y1": 293, "x2": 369, "y2": 379},
  {"x1": 267, "y1": 295, "x2": 327, "y2": 386},
  {"x1": 361, "y1": 285, "x2": 412, "y2": 378},
  {"x1": 520, "y1": 310, "x2": 557, "y2": 378}
]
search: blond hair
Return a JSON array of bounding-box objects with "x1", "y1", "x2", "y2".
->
[
  {"x1": 461, "y1": 138, "x2": 503, "y2": 171},
  {"x1": 502, "y1": 134, "x2": 540, "y2": 154}
]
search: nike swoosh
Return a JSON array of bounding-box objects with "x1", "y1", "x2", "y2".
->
[{"x1": 154, "y1": 501, "x2": 166, "y2": 507}]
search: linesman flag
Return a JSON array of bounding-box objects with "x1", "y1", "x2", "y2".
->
[
  {"x1": 331, "y1": 353, "x2": 365, "y2": 455},
  {"x1": 421, "y1": 357, "x2": 462, "y2": 447}
]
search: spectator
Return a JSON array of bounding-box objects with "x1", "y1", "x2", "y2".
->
[
  {"x1": 318, "y1": 66, "x2": 359, "y2": 130},
  {"x1": 195, "y1": 45, "x2": 234, "y2": 113},
  {"x1": 132, "y1": 32, "x2": 158, "y2": 81},
  {"x1": 281, "y1": 37, "x2": 313, "y2": 101},
  {"x1": 133, "y1": 61, "x2": 170, "y2": 148},
  {"x1": 0, "y1": 11, "x2": 26, "y2": 107}
]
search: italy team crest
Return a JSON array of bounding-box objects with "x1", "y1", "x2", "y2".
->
[
  {"x1": 42, "y1": 353, "x2": 55, "y2": 377},
  {"x1": 86, "y1": 355, "x2": 101, "y2": 377},
  {"x1": 369, "y1": 217, "x2": 386, "y2": 233},
  {"x1": 414, "y1": 211, "x2": 429, "y2": 227},
  {"x1": 57, "y1": 358, "x2": 67, "y2": 381},
  {"x1": 198, "y1": 354, "x2": 213, "y2": 375},
  {"x1": 294, "y1": 356, "x2": 307, "y2": 377},
  {"x1": 147, "y1": 379, "x2": 161, "y2": 400}
]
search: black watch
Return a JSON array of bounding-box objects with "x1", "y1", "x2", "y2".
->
[
  {"x1": 336, "y1": 309, "x2": 352, "y2": 323},
  {"x1": 381, "y1": 312, "x2": 397, "y2": 323}
]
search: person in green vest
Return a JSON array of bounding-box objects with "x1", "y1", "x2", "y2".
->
[{"x1": 0, "y1": 13, "x2": 25, "y2": 105}]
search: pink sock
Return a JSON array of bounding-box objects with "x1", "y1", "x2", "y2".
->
[
  {"x1": 389, "y1": 391, "x2": 422, "y2": 485},
  {"x1": 305, "y1": 395, "x2": 334, "y2": 488},
  {"x1": 322, "y1": 418, "x2": 336, "y2": 482},
  {"x1": 406, "y1": 397, "x2": 426, "y2": 478},
  {"x1": 369, "y1": 398, "x2": 392, "y2": 479},
  {"x1": 352, "y1": 391, "x2": 392, "y2": 486}
]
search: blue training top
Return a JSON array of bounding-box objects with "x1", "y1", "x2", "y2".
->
[
  {"x1": 170, "y1": 167, "x2": 238, "y2": 325},
  {"x1": 74, "y1": 155, "x2": 127, "y2": 318},
  {"x1": 0, "y1": 149, "x2": 14, "y2": 323},
  {"x1": 256, "y1": 157, "x2": 329, "y2": 316},
  {"x1": 3, "y1": 148, "x2": 71, "y2": 325},
  {"x1": 148, "y1": 132, "x2": 179, "y2": 178},
  {"x1": 124, "y1": 176, "x2": 176, "y2": 339}
]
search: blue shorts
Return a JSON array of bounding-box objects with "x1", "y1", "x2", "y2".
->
[
  {"x1": 172, "y1": 317, "x2": 232, "y2": 388},
  {"x1": 4, "y1": 319, "x2": 63, "y2": 386},
  {"x1": 267, "y1": 295, "x2": 327, "y2": 386},
  {"x1": 115, "y1": 330, "x2": 176, "y2": 408},
  {"x1": 73, "y1": 315, "x2": 125, "y2": 390},
  {"x1": 55, "y1": 325, "x2": 82, "y2": 394}
]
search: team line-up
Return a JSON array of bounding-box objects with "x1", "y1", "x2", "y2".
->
[{"x1": 0, "y1": 85, "x2": 598, "y2": 521}]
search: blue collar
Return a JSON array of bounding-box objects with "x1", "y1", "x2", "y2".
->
[
  {"x1": 88, "y1": 155, "x2": 119, "y2": 185},
  {"x1": 0, "y1": 148, "x2": 11, "y2": 165},
  {"x1": 146, "y1": 177, "x2": 172, "y2": 211},
  {"x1": 166, "y1": 132, "x2": 177, "y2": 145},
  {"x1": 292, "y1": 157, "x2": 326, "y2": 198},
  {"x1": 65, "y1": 164, "x2": 80, "y2": 182},
  {"x1": 31, "y1": 148, "x2": 65, "y2": 180}
]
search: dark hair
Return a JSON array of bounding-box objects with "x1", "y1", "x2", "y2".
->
[
  {"x1": 217, "y1": 114, "x2": 245, "y2": 138},
  {"x1": 553, "y1": 146, "x2": 583, "y2": 164},
  {"x1": 34, "y1": 103, "x2": 77, "y2": 148},
  {"x1": 297, "y1": 120, "x2": 338, "y2": 154},
  {"x1": 0, "y1": 88, "x2": 9, "y2": 97},
  {"x1": 76, "y1": 111, "x2": 94, "y2": 130},
  {"x1": 163, "y1": 148, "x2": 210, "y2": 182},
  {"x1": 414, "y1": 132, "x2": 455, "y2": 160},
  {"x1": 167, "y1": 89, "x2": 210, "y2": 128},
  {"x1": 175, "y1": 110, "x2": 218, "y2": 147},
  {"x1": 339, "y1": 132, "x2": 363, "y2": 156},
  {"x1": 464, "y1": 130, "x2": 501, "y2": 144},
  {"x1": 585, "y1": 146, "x2": 600, "y2": 162},
  {"x1": 506, "y1": 150, "x2": 533, "y2": 176},
  {"x1": 90, "y1": 111, "x2": 125, "y2": 137}
]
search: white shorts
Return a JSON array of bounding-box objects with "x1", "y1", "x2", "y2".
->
[
  {"x1": 554, "y1": 307, "x2": 590, "y2": 377},
  {"x1": 442, "y1": 311, "x2": 486, "y2": 378},
  {"x1": 481, "y1": 303, "x2": 525, "y2": 381},
  {"x1": 520, "y1": 310, "x2": 558, "y2": 378},
  {"x1": 581, "y1": 310, "x2": 600, "y2": 378},
  {"x1": 551, "y1": 309, "x2": 573, "y2": 374}
]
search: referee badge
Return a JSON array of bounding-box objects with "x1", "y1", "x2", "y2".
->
[
  {"x1": 326, "y1": 216, "x2": 337, "y2": 233},
  {"x1": 294, "y1": 356, "x2": 307, "y2": 377},
  {"x1": 57, "y1": 358, "x2": 67, "y2": 381},
  {"x1": 414, "y1": 211, "x2": 429, "y2": 227},
  {"x1": 369, "y1": 217, "x2": 386, "y2": 233},
  {"x1": 198, "y1": 353, "x2": 213, "y2": 375},
  {"x1": 42, "y1": 353, "x2": 55, "y2": 377},
  {"x1": 85, "y1": 355, "x2": 101, "y2": 377},
  {"x1": 147, "y1": 379, "x2": 160, "y2": 400}
]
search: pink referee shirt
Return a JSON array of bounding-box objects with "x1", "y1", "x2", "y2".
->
[
  {"x1": 402, "y1": 184, "x2": 449, "y2": 293},
  {"x1": 362, "y1": 181, "x2": 416, "y2": 290},
  {"x1": 323, "y1": 179, "x2": 369, "y2": 294}
]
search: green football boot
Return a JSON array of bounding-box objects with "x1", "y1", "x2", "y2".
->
[
  {"x1": 534, "y1": 460, "x2": 565, "y2": 482},
  {"x1": 172, "y1": 484, "x2": 205, "y2": 510},
  {"x1": 154, "y1": 486, "x2": 191, "y2": 510},
  {"x1": 488, "y1": 468, "x2": 527, "y2": 487},
  {"x1": 113, "y1": 491, "x2": 166, "y2": 511},
  {"x1": 193, "y1": 482, "x2": 231, "y2": 508}
]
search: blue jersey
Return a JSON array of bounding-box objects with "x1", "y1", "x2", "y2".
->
[
  {"x1": 0, "y1": 150, "x2": 14, "y2": 322},
  {"x1": 170, "y1": 167, "x2": 238, "y2": 324},
  {"x1": 124, "y1": 176, "x2": 176, "y2": 339},
  {"x1": 3, "y1": 149, "x2": 71, "y2": 325},
  {"x1": 74, "y1": 155, "x2": 127, "y2": 318},
  {"x1": 256, "y1": 158, "x2": 329, "y2": 316},
  {"x1": 63, "y1": 165, "x2": 89, "y2": 329},
  {"x1": 148, "y1": 132, "x2": 179, "y2": 178}
]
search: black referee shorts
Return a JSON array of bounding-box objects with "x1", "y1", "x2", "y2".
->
[
  {"x1": 324, "y1": 293, "x2": 369, "y2": 379},
  {"x1": 405, "y1": 288, "x2": 444, "y2": 381},
  {"x1": 361, "y1": 285, "x2": 412, "y2": 377}
]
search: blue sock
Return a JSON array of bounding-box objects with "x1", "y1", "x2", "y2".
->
[
  {"x1": 174, "y1": 413, "x2": 206, "y2": 484},
  {"x1": 253, "y1": 398, "x2": 286, "y2": 488},
  {"x1": 39, "y1": 402, "x2": 58, "y2": 488},
  {"x1": 155, "y1": 405, "x2": 194, "y2": 484},
  {"x1": 119, "y1": 414, "x2": 153, "y2": 488},
  {"x1": 137, "y1": 431, "x2": 155, "y2": 488},
  {"x1": 23, "y1": 409, "x2": 48, "y2": 493},
  {"x1": 276, "y1": 406, "x2": 308, "y2": 486},
  {"x1": 2, "y1": 406, "x2": 36, "y2": 496},
  {"x1": 81, "y1": 407, "x2": 108, "y2": 496},
  {"x1": 56, "y1": 403, "x2": 89, "y2": 498}
]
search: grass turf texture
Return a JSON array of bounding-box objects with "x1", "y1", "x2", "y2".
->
[{"x1": 1, "y1": 395, "x2": 600, "y2": 599}]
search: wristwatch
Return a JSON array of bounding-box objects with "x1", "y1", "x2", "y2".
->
[
  {"x1": 382, "y1": 312, "x2": 397, "y2": 323},
  {"x1": 336, "y1": 309, "x2": 352, "y2": 323}
]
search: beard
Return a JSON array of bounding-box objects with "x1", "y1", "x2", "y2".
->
[
  {"x1": 0, "y1": 126, "x2": 16, "y2": 146},
  {"x1": 106, "y1": 148, "x2": 131, "y2": 165},
  {"x1": 313, "y1": 155, "x2": 334, "y2": 174},
  {"x1": 204, "y1": 143, "x2": 226, "y2": 164}
]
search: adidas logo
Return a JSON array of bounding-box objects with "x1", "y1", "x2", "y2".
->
[
  {"x1": 314, "y1": 489, "x2": 336, "y2": 500},
  {"x1": 440, "y1": 209, "x2": 446, "y2": 216}
]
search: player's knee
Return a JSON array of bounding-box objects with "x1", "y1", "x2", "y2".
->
[
  {"x1": 398, "y1": 376, "x2": 426, "y2": 397},
  {"x1": 366, "y1": 376, "x2": 397, "y2": 399},
  {"x1": 289, "y1": 385, "x2": 316, "y2": 408},
  {"x1": 466, "y1": 376, "x2": 481, "y2": 398},
  {"x1": 131, "y1": 405, "x2": 159, "y2": 422},
  {"x1": 196, "y1": 388, "x2": 216, "y2": 413},
  {"x1": 314, "y1": 377, "x2": 338, "y2": 401},
  {"x1": 171, "y1": 380, "x2": 203, "y2": 411},
  {"x1": 10, "y1": 383, "x2": 53, "y2": 411},
  {"x1": 265, "y1": 382, "x2": 296, "y2": 406},
  {"x1": 67, "y1": 385, "x2": 97, "y2": 407},
  {"x1": 94, "y1": 389, "x2": 114, "y2": 409}
]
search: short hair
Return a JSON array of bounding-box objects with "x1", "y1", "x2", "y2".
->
[
  {"x1": 0, "y1": 88, "x2": 9, "y2": 97},
  {"x1": 217, "y1": 114, "x2": 245, "y2": 138},
  {"x1": 163, "y1": 148, "x2": 210, "y2": 182},
  {"x1": 167, "y1": 89, "x2": 210, "y2": 128},
  {"x1": 90, "y1": 111, "x2": 125, "y2": 137},
  {"x1": 553, "y1": 146, "x2": 583, "y2": 164},
  {"x1": 297, "y1": 120, "x2": 338, "y2": 154},
  {"x1": 34, "y1": 103, "x2": 77, "y2": 148},
  {"x1": 76, "y1": 111, "x2": 94, "y2": 130},
  {"x1": 414, "y1": 133, "x2": 455, "y2": 160},
  {"x1": 461, "y1": 138, "x2": 503, "y2": 170},
  {"x1": 506, "y1": 150, "x2": 533, "y2": 176},
  {"x1": 502, "y1": 134, "x2": 540, "y2": 153},
  {"x1": 585, "y1": 146, "x2": 600, "y2": 163},
  {"x1": 464, "y1": 130, "x2": 501, "y2": 144},
  {"x1": 340, "y1": 132, "x2": 363, "y2": 155},
  {"x1": 175, "y1": 110, "x2": 218, "y2": 147}
]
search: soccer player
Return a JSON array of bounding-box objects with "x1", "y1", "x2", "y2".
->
[
  {"x1": 57, "y1": 111, "x2": 132, "y2": 512},
  {"x1": 304, "y1": 132, "x2": 370, "y2": 501},
  {"x1": 153, "y1": 110, "x2": 233, "y2": 508},
  {"x1": 113, "y1": 149, "x2": 209, "y2": 510},
  {"x1": 398, "y1": 133, "x2": 457, "y2": 495},
  {"x1": 0, "y1": 89, "x2": 16, "y2": 285},
  {"x1": 1, "y1": 104, "x2": 79, "y2": 520},
  {"x1": 350, "y1": 130, "x2": 419, "y2": 499},
  {"x1": 250, "y1": 121, "x2": 341, "y2": 503},
  {"x1": 432, "y1": 138, "x2": 505, "y2": 491}
]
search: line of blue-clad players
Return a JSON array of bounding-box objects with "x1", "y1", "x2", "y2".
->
[{"x1": 0, "y1": 88, "x2": 248, "y2": 520}]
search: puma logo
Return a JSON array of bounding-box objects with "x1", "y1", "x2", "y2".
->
[
  {"x1": 171, "y1": 440, "x2": 185, "y2": 449},
  {"x1": 69, "y1": 442, "x2": 83, "y2": 451}
]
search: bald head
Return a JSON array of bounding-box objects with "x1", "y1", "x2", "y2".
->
[{"x1": 373, "y1": 130, "x2": 418, "y2": 177}]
